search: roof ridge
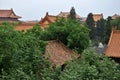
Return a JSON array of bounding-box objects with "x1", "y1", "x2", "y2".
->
[
  {"x1": 47, "y1": 15, "x2": 57, "y2": 17},
  {"x1": 113, "y1": 30, "x2": 120, "y2": 33}
]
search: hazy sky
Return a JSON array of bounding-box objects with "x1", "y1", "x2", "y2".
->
[{"x1": 0, "y1": 0, "x2": 120, "y2": 21}]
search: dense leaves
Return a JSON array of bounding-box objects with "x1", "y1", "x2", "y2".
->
[
  {"x1": 112, "y1": 17, "x2": 120, "y2": 30},
  {"x1": 59, "y1": 49, "x2": 120, "y2": 80},
  {"x1": 0, "y1": 18, "x2": 120, "y2": 80},
  {"x1": 67, "y1": 25, "x2": 90, "y2": 53},
  {"x1": 42, "y1": 18, "x2": 90, "y2": 53},
  {"x1": 0, "y1": 23, "x2": 50, "y2": 79},
  {"x1": 86, "y1": 13, "x2": 96, "y2": 40},
  {"x1": 96, "y1": 18, "x2": 106, "y2": 43},
  {"x1": 105, "y1": 16, "x2": 112, "y2": 44}
]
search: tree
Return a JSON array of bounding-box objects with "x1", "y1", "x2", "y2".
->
[
  {"x1": 69, "y1": 7, "x2": 76, "y2": 19},
  {"x1": 0, "y1": 23, "x2": 54, "y2": 80},
  {"x1": 41, "y1": 18, "x2": 69, "y2": 45},
  {"x1": 105, "y1": 16, "x2": 112, "y2": 44},
  {"x1": 86, "y1": 13, "x2": 96, "y2": 40},
  {"x1": 96, "y1": 18, "x2": 106, "y2": 43},
  {"x1": 67, "y1": 25, "x2": 90, "y2": 53},
  {"x1": 41, "y1": 18, "x2": 90, "y2": 53},
  {"x1": 111, "y1": 17, "x2": 120, "y2": 30},
  {"x1": 59, "y1": 49, "x2": 120, "y2": 80}
]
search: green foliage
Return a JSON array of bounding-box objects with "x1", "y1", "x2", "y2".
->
[
  {"x1": 96, "y1": 18, "x2": 106, "y2": 43},
  {"x1": 41, "y1": 18, "x2": 69, "y2": 44},
  {"x1": 69, "y1": 7, "x2": 76, "y2": 19},
  {"x1": 86, "y1": 13, "x2": 96, "y2": 40},
  {"x1": 111, "y1": 17, "x2": 120, "y2": 30},
  {"x1": 41, "y1": 18, "x2": 90, "y2": 53},
  {"x1": 0, "y1": 22, "x2": 120, "y2": 79},
  {"x1": 1, "y1": 22, "x2": 20, "y2": 27},
  {"x1": 59, "y1": 49, "x2": 120, "y2": 80},
  {"x1": 67, "y1": 25, "x2": 90, "y2": 53},
  {"x1": 0, "y1": 24, "x2": 53, "y2": 79},
  {"x1": 105, "y1": 16, "x2": 112, "y2": 44},
  {"x1": 26, "y1": 24, "x2": 42, "y2": 39},
  {"x1": 0, "y1": 22, "x2": 14, "y2": 29}
]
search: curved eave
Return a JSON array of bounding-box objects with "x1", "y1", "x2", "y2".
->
[{"x1": 10, "y1": 16, "x2": 21, "y2": 19}]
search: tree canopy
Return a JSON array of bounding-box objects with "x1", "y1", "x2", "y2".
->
[
  {"x1": 105, "y1": 16, "x2": 112, "y2": 44},
  {"x1": 0, "y1": 18, "x2": 120, "y2": 79},
  {"x1": 96, "y1": 18, "x2": 106, "y2": 43},
  {"x1": 41, "y1": 18, "x2": 90, "y2": 53},
  {"x1": 86, "y1": 13, "x2": 96, "y2": 40},
  {"x1": 0, "y1": 23, "x2": 51, "y2": 80},
  {"x1": 69, "y1": 7, "x2": 76, "y2": 19},
  {"x1": 59, "y1": 49, "x2": 120, "y2": 80},
  {"x1": 111, "y1": 17, "x2": 120, "y2": 30}
]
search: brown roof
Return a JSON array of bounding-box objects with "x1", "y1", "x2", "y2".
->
[
  {"x1": 93, "y1": 14, "x2": 103, "y2": 22},
  {"x1": 45, "y1": 40, "x2": 79, "y2": 66},
  {"x1": 0, "y1": 9, "x2": 21, "y2": 18},
  {"x1": 58, "y1": 11, "x2": 81, "y2": 19},
  {"x1": 105, "y1": 30, "x2": 120, "y2": 58},
  {"x1": 39, "y1": 12, "x2": 57, "y2": 28},
  {"x1": 15, "y1": 22, "x2": 38, "y2": 31},
  {"x1": 111, "y1": 14, "x2": 120, "y2": 19}
]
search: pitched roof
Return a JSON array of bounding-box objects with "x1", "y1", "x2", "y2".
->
[
  {"x1": 58, "y1": 11, "x2": 81, "y2": 19},
  {"x1": 39, "y1": 12, "x2": 57, "y2": 28},
  {"x1": 111, "y1": 14, "x2": 120, "y2": 19},
  {"x1": 105, "y1": 30, "x2": 120, "y2": 58},
  {"x1": 45, "y1": 40, "x2": 79, "y2": 66},
  {"x1": 93, "y1": 14, "x2": 103, "y2": 22},
  {"x1": 0, "y1": 9, "x2": 21, "y2": 18}
]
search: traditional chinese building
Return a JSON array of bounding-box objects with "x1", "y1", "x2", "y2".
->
[
  {"x1": 58, "y1": 11, "x2": 81, "y2": 19},
  {"x1": 105, "y1": 30, "x2": 120, "y2": 63},
  {"x1": 58, "y1": 11, "x2": 86, "y2": 22},
  {"x1": 93, "y1": 14, "x2": 103, "y2": 22},
  {"x1": 15, "y1": 21, "x2": 38, "y2": 31},
  {"x1": 111, "y1": 14, "x2": 120, "y2": 20},
  {"x1": 39, "y1": 11, "x2": 84, "y2": 28},
  {"x1": 39, "y1": 12, "x2": 57, "y2": 28},
  {"x1": 0, "y1": 9, "x2": 21, "y2": 23}
]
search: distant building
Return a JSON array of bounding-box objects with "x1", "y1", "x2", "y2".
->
[
  {"x1": 39, "y1": 12, "x2": 57, "y2": 28},
  {"x1": 58, "y1": 11, "x2": 86, "y2": 22},
  {"x1": 0, "y1": 9, "x2": 21, "y2": 23},
  {"x1": 93, "y1": 14, "x2": 103, "y2": 22},
  {"x1": 111, "y1": 14, "x2": 120, "y2": 20},
  {"x1": 39, "y1": 11, "x2": 85, "y2": 28},
  {"x1": 58, "y1": 11, "x2": 81, "y2": 19},
  {"x1": 105, "y1": 30, "x2": 120, "y2": 63},
  {"x1": 15, "y1": 21, "x2": 38, "y2": 31}
]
